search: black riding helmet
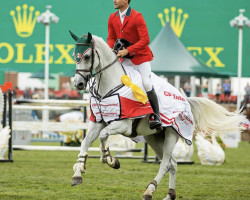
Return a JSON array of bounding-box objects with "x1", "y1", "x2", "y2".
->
[{"x1": 113, "y1": 38, "x2": 134, "y2": 59}]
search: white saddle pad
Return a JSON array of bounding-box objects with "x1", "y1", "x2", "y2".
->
[
  {"x1": 90, "y1": 65, "x2": 194, "y2": 144},
  {"x1": 151, "y1": 73, "x2": 194, "y2": 144},
  {"x1": 89, "y1": 65, "x2": 153, "y2": 122}
]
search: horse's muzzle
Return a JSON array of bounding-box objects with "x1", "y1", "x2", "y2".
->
[{"x1": 76, "y1": 82, "x2": 86, "y2": 90}]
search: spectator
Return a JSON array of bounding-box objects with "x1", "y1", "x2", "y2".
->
[
  {"x1": 245, "y1": 82, "x2": 250, "y2": 105},
  {"x1": 229, "y1": 80, "x2": 232, "y2": 96},
  {"x1": 183, "y1": 80, "x2": 191, "y2": 97},
  {"x1": 13, "y1": 87, "x2": 24, "y2": 99},
  {"x1": 215, "y1": 83, "x2": 221, "y2": 103},
  {"x1": 33, "y1": 88, "x2": 43, "y2": 99},
  {"x1": 38, "y1": 88, "x2": 44, "y2": 99},
  {"x1": 23, "y1": 87, "x2": 33, "y2": 99},
  {"x1": 223, "y1": 80, "x2": 231, "y2": 103},
  {"x1": 49, "y1": 88, "x2": 55, "y2": 99},
  {"x1": 202, "y1": 81, "x2": 208, "y2": 98}
]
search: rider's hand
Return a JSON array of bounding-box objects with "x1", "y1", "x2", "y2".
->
[{"x1": 117, "y1": 49, "x2": 129, "y2": 58}]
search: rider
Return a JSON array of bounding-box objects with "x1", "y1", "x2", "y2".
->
[{"x1": 107, "y1": 0, "x2": 161, "y2": 129}]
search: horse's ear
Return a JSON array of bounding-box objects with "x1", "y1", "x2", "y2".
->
[
  {"x1": 87, "y1": 32, "x2": 92, "y2": 43},
  {"x1": 69, "y1": 30, "x2": 79, "y2": 41}
]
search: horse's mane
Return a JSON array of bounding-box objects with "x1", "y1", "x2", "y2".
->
[
  {"x1": 89, "y1": 35, "x2": 124, "y2": 96},
  {"x1": 92, "y1": 35, "x2": 115, "y2": 62}
]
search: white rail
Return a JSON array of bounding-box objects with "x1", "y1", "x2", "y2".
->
[
  {"x1": 15, "y1": 99, "x2": 89, "y2": 107},
  {"x1": 13, "y1": 145, "x2": 143, "y2": 152},
  {"x1": 12, "y1": 105, "x2": 79, "y2": 111},
  {"x1": 13, "y1": 121, "x2": 88, "y2": 132},
  {"x1": 13, "y1": 99, "x2": 89, "y2": 132}
]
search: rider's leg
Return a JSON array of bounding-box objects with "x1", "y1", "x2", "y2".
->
[
  {"x1": 135, "y1": 61, "x2": 153, "y2": 92},
  {"x1": 136, "y1": 62, "x2": 161, "y2": 129},
  {"x1": 147, "y1": 87, "x2": 162, "y2": 129}
]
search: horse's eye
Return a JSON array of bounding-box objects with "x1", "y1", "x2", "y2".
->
[{"x1": 84, "y1": 54, "x2": 90, "y2": 60}]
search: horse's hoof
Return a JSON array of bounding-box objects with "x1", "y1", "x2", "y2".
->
[
  {"x1": 168, "y1": 189, "x2": 176, "y2": 200},
  {"x1": 163, "y1": 195, "x2": 171, "y2": 200},
  {"x1": 107, "y1": 156, "x2": 120, "y2": 169},
  {"x1": 112, "y1": 158, "x2": 120, "y2": 169},
  {"x1": 142, "y1": 194, "x2": 152, "y2": 200},
  {"x1": 71, "y1": 176, "x2": 82, "y2": 186}
]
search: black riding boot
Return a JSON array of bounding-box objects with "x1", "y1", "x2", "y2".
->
[{"x1": 147, "y1": 88, "x2": 162, "y2": 130}]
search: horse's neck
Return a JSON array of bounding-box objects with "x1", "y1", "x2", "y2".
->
[
  {"x1": 94, "y1": 39, "x2": 124, "y2": 97},
  {"x1": 96, "y1": 60, "x2": 124, "y2": 97}
]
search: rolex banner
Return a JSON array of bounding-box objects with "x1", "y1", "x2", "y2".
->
[{"x1": 0, "y1": 0, "x2": 250, "y2": 76}]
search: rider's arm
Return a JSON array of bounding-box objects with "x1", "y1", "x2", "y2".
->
[
  {"x1": 107, "y1": 15, "x2": 117, "y2": 49},
  {"x1": 126, "y1": 13, "x2": 150, "y2": 56}
]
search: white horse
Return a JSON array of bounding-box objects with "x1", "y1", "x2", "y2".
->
[{"x1": 70, "y1": 31, "x2": 244, "y2": 200}]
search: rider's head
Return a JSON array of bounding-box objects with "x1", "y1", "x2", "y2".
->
[{"x1": 113, "y1": 0, "x2": 130, "y2": 12}]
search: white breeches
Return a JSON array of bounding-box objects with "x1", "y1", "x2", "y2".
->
[{"x1": 122, "y1": 59, "x2": 153, "y2": 92}]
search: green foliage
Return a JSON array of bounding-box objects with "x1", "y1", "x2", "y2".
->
[{"x1": 0, "y1": 142, "x2": 249, "y2": 200}]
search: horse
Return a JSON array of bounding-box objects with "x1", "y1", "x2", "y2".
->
[{"x1": 69, "y1": 31, "x2": 245, "y2": 200}]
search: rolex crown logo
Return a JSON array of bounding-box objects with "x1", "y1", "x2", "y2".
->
[
  {"x1": 158, "y1": 7, "x2": 189, "y2": 38},
  {"x1": 10, "y1": 4, "x2": 40, "y2": 37}
]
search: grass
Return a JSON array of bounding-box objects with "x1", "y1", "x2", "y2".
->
[{"x1": 0, "y1": 142, "x2": 250, "y2": 200}]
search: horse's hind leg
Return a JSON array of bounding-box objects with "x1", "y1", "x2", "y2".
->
[
  {"x1": 163, "y1": 156, "x2": 177, "y2": 200},
  {"x1": 99, "y1": 119, "x2": 132, "y2": 169},
  {"x1": 143, "y1": 127, "x2": 179, "y2": 200}
]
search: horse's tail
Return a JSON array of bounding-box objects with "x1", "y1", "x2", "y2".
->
[{"x1": 187, "y1": 97, "x2": 245, "y2": 135}]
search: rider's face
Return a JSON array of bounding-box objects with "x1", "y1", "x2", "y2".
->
[{"x1": 113, "y1": 0, "x2": 128, "y2": 11}]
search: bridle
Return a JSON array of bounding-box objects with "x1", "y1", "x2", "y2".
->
[
  {"x1": 74, "y1": 42, "x2": 95, "y2": 83},
  {"x1": 74, "y1": 38, "x2": 129, "y2": 125},
  {"x1": 74, "y1": 41, "x2": 119, "y2": 83}
]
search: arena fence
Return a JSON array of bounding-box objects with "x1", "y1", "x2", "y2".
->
[{"x1": 12, "y1": 99, "x2": 155, "y2": 161}]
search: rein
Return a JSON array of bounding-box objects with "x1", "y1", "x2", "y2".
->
[
  {"x1": 75, "y1": 41, "x2": 120, "y2": 82},
  {"x1": 92, "y1": 57, "x2": 119, "y2": 77},
  {"x1": 90, "y1": 56, "x2": 126, "y2": 101},
  {"x1": 75, "y1": 40, "x2": 126, "y2": 100}
]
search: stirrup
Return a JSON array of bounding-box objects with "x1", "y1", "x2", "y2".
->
[{"x1": 148, "y1": 113, "x2": 162, "y2": 130}]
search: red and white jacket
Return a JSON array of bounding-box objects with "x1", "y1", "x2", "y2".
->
[{"x1": 107, "y1": 6, "x2": 153, "y2": 65}]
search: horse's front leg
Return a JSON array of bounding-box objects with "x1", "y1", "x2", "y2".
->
[
  {"x1": 99, "y1": 119, "x2": 132, "y2": 169},
  {"x1": 71, "y1": 122, "x2": 104, "y2": 186},
  {"x1": 143, "y1": 127, "x2": 179, "y2": 200}
]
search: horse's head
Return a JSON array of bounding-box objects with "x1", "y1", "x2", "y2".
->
[{"x1": 70, "y1": 30, "x2": 100, "y2": 90}]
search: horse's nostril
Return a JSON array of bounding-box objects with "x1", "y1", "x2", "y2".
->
[{"x1": 77, "y1": 82, "x2": 84, "y2": 87}]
